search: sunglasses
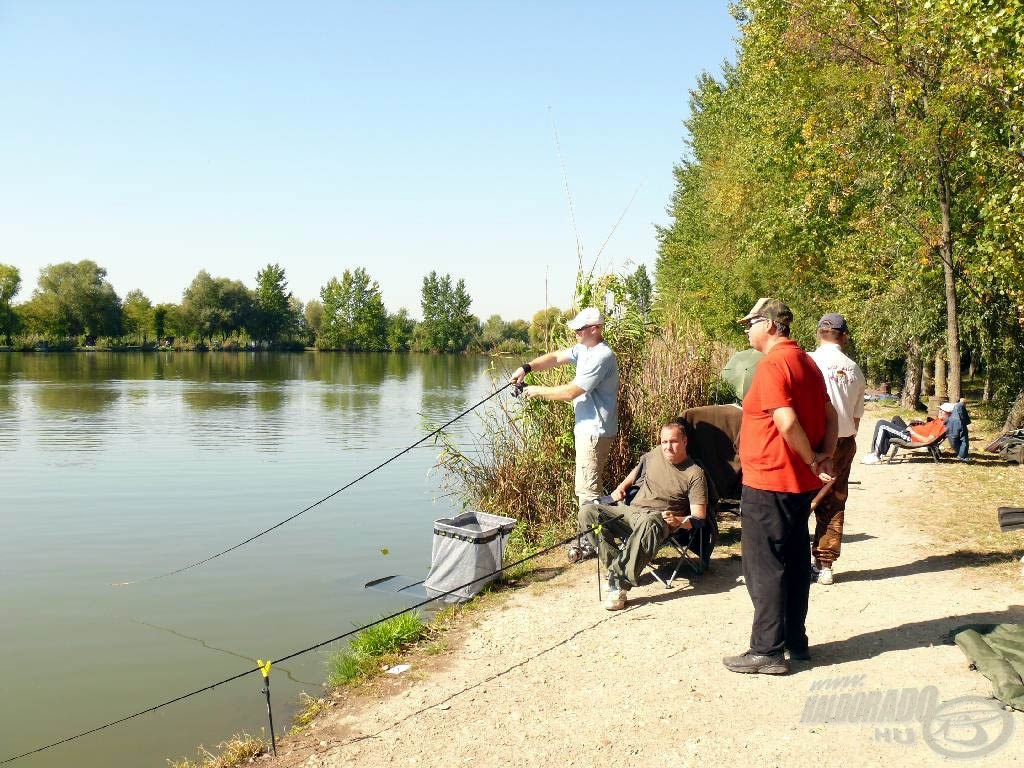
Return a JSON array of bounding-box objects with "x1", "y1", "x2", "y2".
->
[
  {"x1": 743, "y1": 317, "x2": 768, "y2": 330},
  {"x1": 574, "y1": 325, "x2": 595, "y2": 333}
]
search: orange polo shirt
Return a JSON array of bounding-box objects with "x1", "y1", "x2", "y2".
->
[
  {"x1": 740, "y1": 339, "x2": 829, "y2": 493},
  {"x1": 911, "y1": 418, "x2": 946, "y2": 443}
]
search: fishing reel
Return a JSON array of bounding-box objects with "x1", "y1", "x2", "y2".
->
[{"x1": 510, "y1": 381, "x2": 525, "y2": 397}]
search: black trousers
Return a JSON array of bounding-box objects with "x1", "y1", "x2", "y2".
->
[{"x1": 741, "y1": 485, "x2": 816, "y2": 656}]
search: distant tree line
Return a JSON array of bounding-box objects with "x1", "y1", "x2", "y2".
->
[{"x1": 0, "y1": 259, "x2": 651, "y2": 355}]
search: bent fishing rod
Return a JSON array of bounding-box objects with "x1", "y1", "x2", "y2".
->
[{"x1": 115, "y1": 379, "x2": 516, "y2": 585}]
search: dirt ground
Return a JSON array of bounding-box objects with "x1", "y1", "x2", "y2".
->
[{"x1": 272, "y1": 413, "x2": 1024, "y2": 767}]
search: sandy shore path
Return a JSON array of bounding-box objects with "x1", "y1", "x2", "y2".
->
[{"x1": 276, "y1": 416, "x2": 1024, "y2": 767}]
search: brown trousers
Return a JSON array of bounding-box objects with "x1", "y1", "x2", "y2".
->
[{"x1": 812, "y1": 435, "x2": 857, "y2": 567}]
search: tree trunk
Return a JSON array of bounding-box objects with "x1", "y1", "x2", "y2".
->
[
  {"x1": 1004, "y1": 388, "x2": 1024, "y2": 431},
  {"x1": 902, "y1": 344, "x2": 923, "y2": 411},
  {"x1": 967, "y1": 349, "x2": 976, "y2": 379},
  {"x1": 983, "y1": 375, "x2": 992, "y2": 403},
  {"x1": 937, "y1": 158, "x2": 961, "y2": 401},
  {"x1": 934, "y1": 350, "x2": 947, "y2": 400}
]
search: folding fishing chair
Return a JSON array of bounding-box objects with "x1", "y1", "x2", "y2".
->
[
  {"x1": 885, "y1": 428, "x2": 946, "y2": 463},
  {"x1": 589, "y1": 498, "x2": 713, "y2": 591},
  {"x1": 648, "y1": 508, "x2": 716, "y2": 588},
  {"x1": 619, "y1": 471, "x2": 719, "y2": 590}
]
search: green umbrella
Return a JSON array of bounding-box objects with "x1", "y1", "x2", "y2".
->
[{"x1": 721, "y1": 348, "x2": 764, "y2": 402}]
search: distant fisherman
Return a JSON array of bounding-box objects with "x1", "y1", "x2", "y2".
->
[{"x1": 510, "y1": 308, "x2": 619, "y2": 558}]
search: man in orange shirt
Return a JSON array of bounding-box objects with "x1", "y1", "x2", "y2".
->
[
  {"x1": 860, "y1": 405, "x2": 951, "y2": 464},
  {"x1": 723, "y1": 299, "x2": 838, "y2": 675}
]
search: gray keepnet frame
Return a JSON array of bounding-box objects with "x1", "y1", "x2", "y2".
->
[{"x1": 424, "y1": 511, "x2": 517, "y2": 603}]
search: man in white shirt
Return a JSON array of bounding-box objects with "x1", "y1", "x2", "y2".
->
[
  {"x1": 808, "y1": 313, "x2": 865, "y2": 586},
  {"x1": 510, "y1": 308, "x2": 619, "y2": 556}
]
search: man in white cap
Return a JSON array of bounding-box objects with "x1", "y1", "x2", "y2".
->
[
  {"x1": 808, "y1": 313, "x2": 866, "y2": 586},
  {"x1": 510, "y1": 308, "x2": 619, "y2": 556}
]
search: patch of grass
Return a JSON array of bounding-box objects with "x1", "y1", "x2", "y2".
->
[
  {"x1": 167, "y1": 733, "x2": 266, "y2": 768},
  {"x1": 862, "y1": 403, "x2": 1024, "y2": 580},
  {"x1": 932, "y1": 459, "x2": 1024, "y2": 579},
  {"x1": 502, "y1": 520, "x2": 573, "y2": 579},
  {"x1": 350, "y1": 611, "x2": 423, "y2": 656},
  {"x1": 290, "y1": 692, "x2": 331, "y2": 733},
  {"x1": 327, "y1": 612, "x2": 426, "y2": 687}
]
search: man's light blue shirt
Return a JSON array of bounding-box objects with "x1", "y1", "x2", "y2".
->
[{"x1": 569, "y1": 341, "x2": 619, "y2": 437}]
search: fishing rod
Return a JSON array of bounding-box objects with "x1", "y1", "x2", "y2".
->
[{"x1": 115, "y1": 380, "x2": 515, "y2": 585}]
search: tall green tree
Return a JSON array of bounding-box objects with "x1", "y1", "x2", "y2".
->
[
  {"x1": 20, "y1": 260, "x2": 121, "y2": 341},
  {"x1": 153, "y1": 303, "x2": 180, "y2": 343},
  {"x1": 0, "y1": 264, "x2": 21, "y2": 344},
  {"x1": 122, "y1": 289, "x2": 153, "y2": 345},
  {"x1": 387, "y1": 308, "x2": 416, "y2": 351},
  {"x1": 251, "y1": 263, "x2": 292, "y2": 345},
  {"x1": 529, "y1": 307, "x2": 564, "y2": 350},
  {"x1": 179, "y1": 270, "x2": 253, "y2": 342},
  {"x1": 656, "y1": 0, "x2": 1024, "y2": 419},
  {"x1": 623, "y1": 265, "x2": 653, "y2": 320},
  {"x1": 304, "y1": 299, "x2": 324, "y2": 338},
  {"x1": 318, "y1": 267, "x2": 388, "y2": 350},
  {"x1": 415, "y1": 271, "x2": 476, "y2": 353}
]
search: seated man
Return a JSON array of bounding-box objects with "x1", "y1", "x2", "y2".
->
[
  {"x1": 579, "y1": 420, "x2": 707, "y2": 611},
  {"x1": 861, "y1": 405, "x2": 950, "y2": 464}
]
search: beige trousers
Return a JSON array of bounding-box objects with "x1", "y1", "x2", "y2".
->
[{"x1": 574, "y1": 432, "x2": 615, "y2": 507}]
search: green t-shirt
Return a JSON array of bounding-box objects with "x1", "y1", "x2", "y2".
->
[{"x1": 630, "y1": 449, "x2": 707, "y2": 513}]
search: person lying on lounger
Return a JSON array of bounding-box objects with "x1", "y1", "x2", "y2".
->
[{"x1": 861, "y1": 405, "x2": 951, "y2": 465}]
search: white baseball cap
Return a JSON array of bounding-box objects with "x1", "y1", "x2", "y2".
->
[{"x1": 566, "y1": 307, "x2": 606, "y2": 330}]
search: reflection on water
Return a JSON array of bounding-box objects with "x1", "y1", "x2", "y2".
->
[
  {"x1": 33, "y1": 383, "x2": 122, "y2": 413},
  {"x1": 0, "y1": 350, "x2": 495, "y2": 768},
  {"x1": 182, "y1": 386, "x2": 253, "y2": 410}
]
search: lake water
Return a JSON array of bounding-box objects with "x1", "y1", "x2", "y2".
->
[{"x1": 0, "y1": 352, "x2": 499, "y2": 767}]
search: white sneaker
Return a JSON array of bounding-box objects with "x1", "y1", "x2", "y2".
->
[
  {"x1": 860, "y1": 453, "x2": 880, "y2": 465},
  {"x1": 603, "y1": 589, "x2": 627, "y2": 611},
  {"x1": 817, "y1": 567, "x2": 834, "y2": 585}
]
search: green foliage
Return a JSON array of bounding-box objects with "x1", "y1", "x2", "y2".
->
[
  {"x1": 528, "y1": 307, "x2": 564, "y2": 350},
  {"x1": 415, "y1": 271, "x2": 476, "y2": 352},
  {"x1": 20, "y1": 260, "x2": 122, "y2": 342},
  {"x1": 326, "y1": 612, "x2": 425, "y2": 687},
  {"x1": 386, "y1": 307, "x2": 416, "y2": 351},
  {"x1": 251, "y1": 263, "x2": 293, "y2": 344},
  {"x1": 478, "y1": 314, "x2": 530, "y2": 352},
  {"x1": 438, "y1": 271, "x2": 726, "y2": 539},
  {"x1": 303, "y1": 299, "x2": 324, "y2": 337},
  {"x1": 122, "y1": 289, "x2": 153, "y2": 345},
  {"x1": 179, "y1": 271, "x2": 254, "y2": 343},
  {"x1": 623, "y1": 265, "x2": 653, "y2": 320},
  {"x1": 318, "y1": 267, "x2": 389, "y2": 351},
  {"x1": 0, "y1": 264, "x2": 21, "y2": 344},
  {"x1": 152, "y1": 303, "x2": 179, "y2": 342},
  {"x1": 656, "y1": 0, "x2": 1024, "y2": 419}
]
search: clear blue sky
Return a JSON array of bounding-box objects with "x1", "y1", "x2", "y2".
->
[{"x1": 0, "y1": 1, "x2": 737, "y2": 321}]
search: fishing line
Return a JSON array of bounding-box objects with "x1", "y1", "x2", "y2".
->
[
  {"x1": 2, "y1": 520, "x2": 616, "y2": 766},
  {"x1": 114, "y1": 381, "x2": 514, "y2": 585},
  {"x1": 587, "y1": 180, "x2": 645, "y2": 280},
  {"x1": 549, "y1": 106, "x2": 585, "y2": 271}
]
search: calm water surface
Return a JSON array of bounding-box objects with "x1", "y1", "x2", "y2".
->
[{"x1": 0, "y1": 352, "x2": 498, "y2": 767}]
